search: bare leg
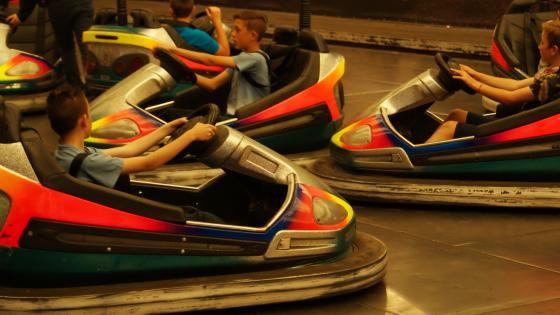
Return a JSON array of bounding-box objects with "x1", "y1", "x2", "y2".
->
[
  {"x1": 444, "y1": 109, "x2": 468, "y2": 123},
  {"x1": 425, "y1": 121, "x2": 458, "y2": 143}
]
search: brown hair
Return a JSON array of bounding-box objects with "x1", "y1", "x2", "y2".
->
[
  {"x1": 233, "y1": 11, "x2": 268, "y2": 40},
  {"x1": 543, "y1": 19, "x2": 560, "y2": 48},
  {"x1": 170, "y1": 0, "x2": 194, "y2": 18},
  {"x1": 46, "y1": 85, "x2": 88, "y2": 136}
]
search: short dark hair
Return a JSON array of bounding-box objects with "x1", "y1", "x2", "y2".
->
[
  {"x1": 170, "y1": 0, "x2": 195, "y2": 18},
  {"x1": 46, "y1": 85, "x2": 88, "y2": 136},
  {"x1": 233, "y1": 11, "x2": 268, "y2": 40}
]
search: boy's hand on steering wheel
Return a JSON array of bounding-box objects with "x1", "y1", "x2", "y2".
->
[{"x1": 187, "y1": 123, "x2": 216, "y2": 141}]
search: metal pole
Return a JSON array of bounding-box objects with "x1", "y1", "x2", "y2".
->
[
  {"x1": 117, "y1": 0, "x2": 127, "y2": 26},
  {"x1": 299, "y1": 0, "x2": 311, "y2": 30}
]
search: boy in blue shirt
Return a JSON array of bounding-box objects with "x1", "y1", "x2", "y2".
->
[
  {"x1": 47, "y1": 85, "x2": 221, "y2": 222},
  {"x1": 162, "y1": 11, "x2": 270, "y2": 116},
  {"x1": 169, "y1": 0, "x2": 229, "y2": 56}
]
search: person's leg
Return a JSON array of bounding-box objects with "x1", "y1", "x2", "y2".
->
[
  {"x1": 48, "y1": 7, "x2": 76, "y2": 85},
  {"x1": 444, "y1": 109, "x2": 468, "y2": 123},
  {"x1": 465, "y1": 112, "x2": 496, "y2": 125},
  {"x1": 48, "y1": 3, "x2": 93, "y2": 87},
  {"x1": 71, "y1": 7, "x2": 94, "y2": 73},
  {"x1": 425, "y1": 121, "x2": 458, "y2": 143}
]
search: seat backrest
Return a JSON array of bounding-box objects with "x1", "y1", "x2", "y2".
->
[
  {"x1": 94, "y1": 8, "x2": 117, "y2": 25},
  {"x1": 236, "y1": 47, "x2": 319, "y2": 119},
  {"x1": 298, "y1": 29, "x2": 329, "y2": 53},
  {"x1": 273, "y1": 26, "x2": 298, "y2": 45},
  {"x1": 476, "y1": 97, "x2": 560, "y2": 137},
  {"x1": 130, "y1": 9, "x2": 160, "y2": 28},
  {"x1": 19, "y1": 127, "x2": 186, "y2": 224}
]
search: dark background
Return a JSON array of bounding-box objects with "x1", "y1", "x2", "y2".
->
[{"x1": 193, "y1": 0, "x2": 513, "y2": 28}]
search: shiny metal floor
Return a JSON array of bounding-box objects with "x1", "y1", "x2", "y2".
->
[{"x1": 191, "y1": 47, "x2": 560, "y2": 314}]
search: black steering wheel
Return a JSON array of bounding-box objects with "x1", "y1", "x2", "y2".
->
[
  {"x1": 153, "y1": 47, "x2": 197, "y2": 84},
  {"x1": 435, "y1": 53, "x2": 476, "y2": 95},
  {"x1": 192, "y1": 10, "x2": 215, "y2": 35},
  {"x1": 168, "y1": 103, "x2": 221, "y2": 157}
]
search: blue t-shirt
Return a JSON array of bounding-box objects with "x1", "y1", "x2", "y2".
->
[
  {"x1": 175, "y1": 26, "x2": 220, "y2": 54},
  {"x1": 55, "y1": 144, "x2": 124, "y2": 188},
  {"x1": 226, "y1": 51, "x2": 270, "y2": 115}
]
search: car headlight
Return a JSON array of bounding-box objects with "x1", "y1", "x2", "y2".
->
[
  {"x1": 312, "y1": 197, "x2": 347, "y2": 225},
  {"x1": 6, "y1": 60, "x2": 41, "y2": 76},
  {"x1": 91, "y1": 118, "x2": 140, "y2": 139},
  {"x1": 0, "y1": 191, "x2": 11, "y2": 232},
  {"x1": 340, "y1": 124, "x2": 372, "y2": 146}
]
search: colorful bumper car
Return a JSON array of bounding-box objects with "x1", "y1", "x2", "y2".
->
[
  {"x1": 0, "y1": 101, "x2": 386, "y2": 313},
  {"x1": 84, "y1": 7, "x2": 226, "y2": 98},
  {"x1": 85, "y1": 29, "x2": 344, "y2": 153},
  {"x1": 311, "y1": 53, "x2": 560, "y2": 208},
  {"x1": 491, "y1": 0, "x2": 559, "y2": 80},
  {"x1": 0, "y1": 14, "x2": 62, "y2": 112}
]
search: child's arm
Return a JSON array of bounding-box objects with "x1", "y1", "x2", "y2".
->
[
  {"x1": 104, "y1": 118, "x2": 188, "y2": 158},
  {"x1": 206, "y1": 7, "x2": 230, "y2": 56},
  {"x1": 120, "y1": 123, "x2": 216, "y2": 174},
  {"x1": 453, "y1": 68, "x2": 535, "y2": 105},
  {"x1": 168, "y1": 46, "x2": 236, "y2": 68},
  {"x1": 195, "y1": 71, "x2": 232, "y2": 92},
  {"x1": 459, "y1": 64, "x2": 534, "y2": 91}
]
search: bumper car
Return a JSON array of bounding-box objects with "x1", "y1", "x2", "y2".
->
[
  {"x1": 84, "y1": 5, "x2": 227, "y2": 98},
  {"x1": 0, "y1": 14, "x2": 62, "y2": 112},
  {"x1": 310, "y1": 53, "x2": 560, "y2": 208},
  {"x1": 85, "y1": 29, "x2": 344, "y2": 153},
  {"x1": 0, "y1": 100, "x2": 386, "y2": 313},
  {"x1": 491, "y1": 0, "x2": 559, "y2": 80}
]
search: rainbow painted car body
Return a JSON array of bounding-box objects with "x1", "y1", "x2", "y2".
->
[
  {"x1": 0, "y1": 101, "x2": 363, "y2": 282},
  {"x1": 85, "y1": 28, "x2": 345, "y2": 153},
  {"x1": 0, "y1": 101, "x2": 387, "y2": 311},
  {"x1": 329, "y1": 53, "x2": 560, "y2": 179}
]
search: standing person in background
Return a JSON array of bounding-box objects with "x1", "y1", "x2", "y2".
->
[{"x1": 6, "y1": 0, "x2": 94, "y2": 88}]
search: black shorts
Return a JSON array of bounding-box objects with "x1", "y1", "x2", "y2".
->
[{"x1": 453, "y1": 112, "x2": 497, "y2": 138}]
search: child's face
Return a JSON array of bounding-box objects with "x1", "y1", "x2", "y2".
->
[
  {"x1": 539, "y1": 30, "x2": 558, "y2": 64},
  {"x1": 231, "y1": 19, "x2": 256, "y2": 50}
]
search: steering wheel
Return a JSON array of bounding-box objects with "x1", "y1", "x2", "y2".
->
[
  {"x1": 434, "y1": 53, "x2": 476, "y2": 95},
  {"x1": 168, "y1": 103, "x2": 221, "y2": 157},
  {"x1": 153, "y1": 47, "x2": 197, "y2": 84},
  {"x1": 192, "y1": 11, "x2": 215, "y2": 35}
]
